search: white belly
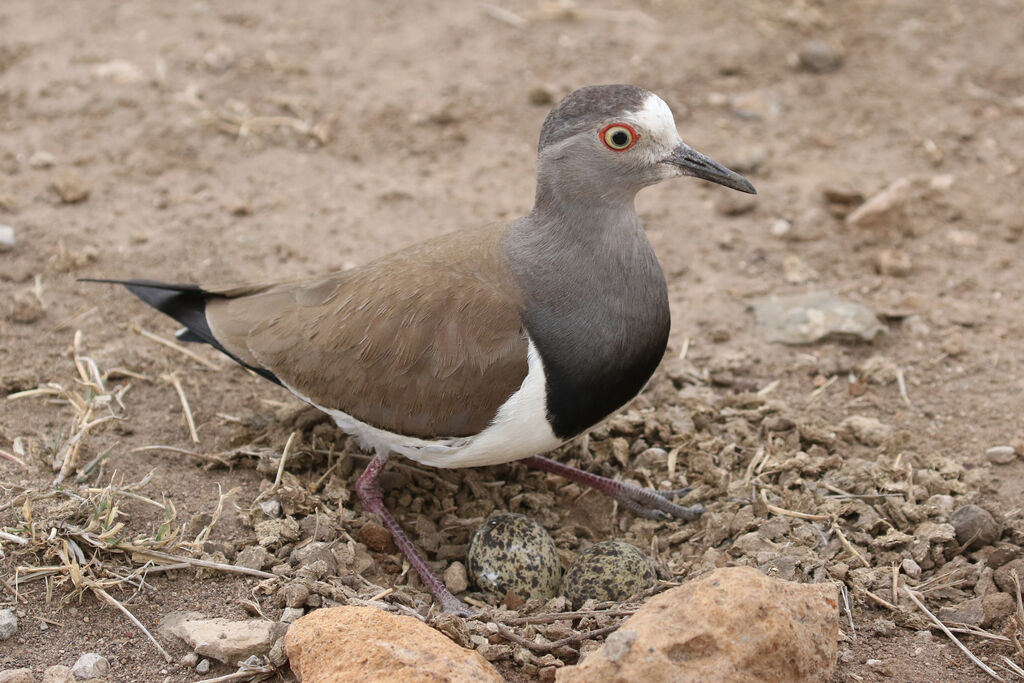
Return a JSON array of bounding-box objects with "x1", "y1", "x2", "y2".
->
[{"x1": 289, "y1": 339, "x2": 563, "y2": 468}]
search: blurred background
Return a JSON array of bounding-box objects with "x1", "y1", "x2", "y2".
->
[{"x1": 2, "y1": 1, "x2": 1023, "y2": 681}]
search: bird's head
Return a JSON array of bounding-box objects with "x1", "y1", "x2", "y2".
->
[{"x1": 536, "y1": 84, "x2": 755, "y2": 203}]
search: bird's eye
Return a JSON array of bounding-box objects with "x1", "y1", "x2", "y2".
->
[{"x1": 600, "y1": 123, "x2": 639, "y2": 151}]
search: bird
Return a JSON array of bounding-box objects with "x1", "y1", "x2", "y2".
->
[{"x1": 85, "y1": 84, "x2": 755, "y2": 615}]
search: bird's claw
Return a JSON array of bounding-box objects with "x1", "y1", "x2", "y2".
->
[{"x1": 617, "y1": 484, "x2": 703, "y2": 521}]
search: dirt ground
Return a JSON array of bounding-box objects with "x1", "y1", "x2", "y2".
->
[{"x1": 3, "y1": 0, "x2": 1024, "y2": 681}]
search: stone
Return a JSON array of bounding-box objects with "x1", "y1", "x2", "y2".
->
[
  {"x1": 846, "y1": 178, "x2": 911, "y2": 230},
  {"x1": 203, "y1": 44, "x2": 236, "y2": 72},
  {"x1": 196, "y1": 659, "x2": 211, "y2": 674},
  {"x1": 751, "y1": 291, "x2": 883, "y2": 344},
  {"x1": 783, "y1": 255, "x2": 819, "y2": 284},
  {"x1": 70, "y1": 653, "x2": 108, "y2": 680},
  {"x1": 51, "y1": 169, "x2": 90, "y2": 204},
  {"x1": 41, "y1": 667, "x2": 72, "y2": 683},
  {"x1": 795, "y1": 40, "x2": 844, "y2": 73},
  {"x1": 875, "y1": 249, "x2": 912, "y2": 276},
  {"x1": 937, "y1": 597, "x2": 984, "y2": 626},
  {"x1": 0, "y1": 225, "x2": 15, "y2": 252},
  {"x1": 715, "y1": 191, "x2": 757, "y2": 216},
  {"x1": 982, "y1": 592, "x2": 1016, "y2": 627},
  {"x1": 356, "y1": 521, "x2": 397, "y2": 553},
  {"x1": 29, "y1": 151, "x2": 56, "y2": 169},
  {"x1": 722, "y1": 145, "x2": 767, "y2": 175},
  {"x1": 92, "y1": 59, "x2": 146, "y2": 83},
  {"x1": 994, "y1": 558, "x2": 1024, "y2": 594},
  {"x1": 839, "y1": 416, "x2": 893, "y2": 447},
  {"x1": 0, "y1": 670, "x2": 36, "y2": 683},
  {"x1": 986, "y1": 545, "x2": 1020, "y2": 569},
  {"x1": 528, "y1": 85, "x2": 556, "y2": 106},
  {"x1": 235, "y1": 545, "x2": 274, "y2": 570},
  {"x1": 0, "y1": 608, "x2": 18, "y2": 640},
  {"x1": 160, "y1": 612, "x2": 276, "y2": 664},
  {"x1": 8, "y1": 290, "x2": 43, "y2": 324},
  {"x1": 285, "y1": 606, "x2": 503, "y2": 682},
  {"x1": 443, "y1": 561, "x2": 469, "y2": 594},
  {"x1": 901, "y1": 558, "x2": 922, "y2": 580},
  {"x1": 254, "y1": 517, "x2": 300, "y2": 548},
  {"x1": 281, "y1": 607, "x2": 305, "y2": 623},
  {"x1": 556, "y1": 566, "x2": 838, "y2": 683},
  {"x1": 949, "y1": 505, "x2": 1000, "y2": 551},
  {"x1": 769, "y1": 218, "x2": 791, "y2": 237},
  {"x1": 281, "y1": 582, "x2": 310, "y2": 608},
  {"x1": 258, "y1": 499, "x2": 282, "y2": 518},
  {"x1": 985, "y1": 446, "x2": 1017, "y2": 465}
]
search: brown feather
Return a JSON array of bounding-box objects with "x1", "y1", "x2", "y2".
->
[{"x1": 203, "y1": 224, "x2": 529, "y2": 438}]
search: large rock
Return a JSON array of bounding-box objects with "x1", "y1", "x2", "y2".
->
[
  {"x1": 556, "y1": 566, "x2": 838, "y2": 683},
  {"x1": 160, "y1": 612, "x2": 277, "y2": 664},
  {"x1": 285, "y1": 606, "x2": 502, "y2": 683}
]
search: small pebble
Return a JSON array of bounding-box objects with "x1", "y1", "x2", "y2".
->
[
  {"x1": 180, "y1": 652, "x2": 198, "y2": 667},
  {"x1": 0, "y1": 224, "x2": 15, "y2": 252},
  {"x1": 769, "y1": 218, "x2": 792, "y2": 237},
  {"x1": 51, "y1": 168, "x2": 90, "y2": 204},
  {"x1": 443, "y1": 561, "x2": 469, "y2": 594},
  {"x1": 875, "y1": 249, "x2": 912, "y2": 277},
  {"x1": 715, "y1": 191, "x2": 757, "y2": 216},
  {"x1": 528, "y1": 85, "x2": 556, "y2": 106},
  {"x1": 29, "y1": 151, "x2": 56, "y2": 169},
  {"x1": 70, "y1": 653, "x2": 109, "y2": 680},
  {"x1": 0, "y1": 608, "x2": 18, "y2": 640},
  {"x1": 281, "y1": 582, "x2": 310, "y2": 608},
  {"x1": 41, "y1": 665, "x2": 72, "y2": 683},
  {"x1": 357, "y1": 520, "x2": 397, "y2": 553},
  {"x1": 985, "y1": 446, "x2": 1017, "y2": 465},
  {"x1": 258, "y1": 499, "x2": 282, "y2": 518},
  {"x1": 8, "y1": 290, "x2": 43, "y2": 324},
  {"x1": 795, "y1": 40, "x2": 844, "y2": 73},
  {"x1": 901, "y1": 558, "x2": 922, "y2": 579},
  {"x1": 281, "y1": 607, "x2": 304, "y2": 623},
  {"x1": 949, "y1": 505, "x2": 1000, "y2": 551},
  {"x1": 203, "y1": 44, "x2": 236, "y2": 72},
  {"x1": 196, "y1": 659, "x2": 211, "y2": 674},
  {"x1": 871, "y1": 618, "x2": 896, "y2": 637}
]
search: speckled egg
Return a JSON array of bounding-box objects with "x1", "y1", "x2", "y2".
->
[
  {"x1": 466, "y1": 513, "x2": 561, "y2": 601},
  {"x1": 562, "y1": 541, "x2": 656, "y2": 608}
]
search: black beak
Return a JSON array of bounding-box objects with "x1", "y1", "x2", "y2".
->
[{"x1": 663, "y1": 142, "x2": 757, "y2": 194}]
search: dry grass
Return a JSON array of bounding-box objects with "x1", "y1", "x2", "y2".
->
[{"x1": 0, "y1": 332, "x2": 275, "y2": 667}]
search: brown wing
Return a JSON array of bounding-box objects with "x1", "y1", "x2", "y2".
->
[{"x1": 203, "y1": 225, "x2": 529, "y2": 438}]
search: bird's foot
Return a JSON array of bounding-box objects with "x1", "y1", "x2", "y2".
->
[
  {"x1": 522, "y1": 454, "x2": 704, "y2": 522},
  {"x1": 356, "y1": 449, "x2": 478, "y2": 617}
]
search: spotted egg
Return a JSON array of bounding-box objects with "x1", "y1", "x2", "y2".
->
[
  {"x1": 562, "y1": 540, "x2": 656, "y2": 608},
  {"x1": 466, "y1": 513, "x2": 561, "y2": 601}
]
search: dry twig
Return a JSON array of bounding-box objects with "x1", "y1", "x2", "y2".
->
[
  {"x1": 495, "y1": 623, "x2": 620, "y2": 653},
  {"x1": 161, "y1": 373, "x2": 200, "y2": 443},
  {"x1": 903, "y1": 586, "x2": 1003, "y2": 681}
]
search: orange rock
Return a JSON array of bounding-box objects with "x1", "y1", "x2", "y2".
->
[
  {"x1": 285, "y1": 606, "x2": 503, "y2": 683},
  {"x1": 556, "y1": 566, "x2": 839, "y2": 683}
]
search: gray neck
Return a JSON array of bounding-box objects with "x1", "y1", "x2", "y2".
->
[{"x1": 504, "y1": 190, "x2": 670, "y2": 439}]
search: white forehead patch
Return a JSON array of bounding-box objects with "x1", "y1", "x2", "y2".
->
[{"x1": 630, "y1": 94, "x2": 682, "y2": 149}]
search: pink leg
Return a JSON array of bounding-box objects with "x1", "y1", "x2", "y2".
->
[
  {"x1": 355, "y1": 449, "x2": 473, "y2": 616},
  {"x1": 522, "y1": 455, "x2": 703, "y2": 521}
]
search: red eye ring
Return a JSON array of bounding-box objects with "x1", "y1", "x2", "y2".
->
[{"x1": 600, "y1": 123, "x2": 639, "y2": 151}]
